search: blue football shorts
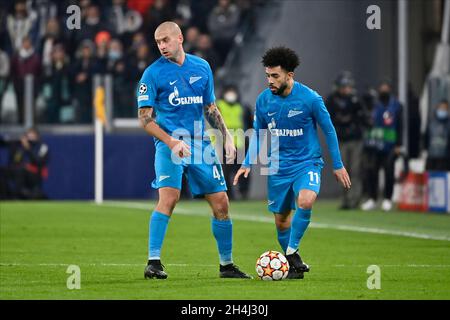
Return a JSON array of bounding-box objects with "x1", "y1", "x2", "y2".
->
[
  {"x1": 267, "y1": 163, "x2": 323, "y2": 213},
  {"x1": 151, "y1": 140, "x2": 227, "y2": 198}
]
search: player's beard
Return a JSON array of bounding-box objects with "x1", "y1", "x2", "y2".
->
[{"x1": 271, "y1": 82, "x2": 288, "y2": 96}]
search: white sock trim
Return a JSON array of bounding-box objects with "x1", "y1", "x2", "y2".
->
[
  {"x1": 286, "y1": 247, "x2": 297, "y2": 255},
  {"x1": 148, "y1": 256, "x2": 160, "y2": 261},
  {"x1": 220, "y1": 260, "x2": 233, "y2": 266}
]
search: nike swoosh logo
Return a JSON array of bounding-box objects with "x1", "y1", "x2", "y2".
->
[
  {"x1": 220, "y1": 181, "x2": 226, "y2": 185},
  {"x1": 189, "y1": 76, "x2": 202, "y2": 84},
  {"x1": 169, "y1": 80, "x2": 177, "y2": 85},
  {"x1": 268, "y1": 200, "x2": 275, "y2": 205},
  {"x1": 268, "y1": 112, "x2": 277, "y2": 116},
  {"x1": 159, "y1": 175, "x2": 170, "y2": 182}
]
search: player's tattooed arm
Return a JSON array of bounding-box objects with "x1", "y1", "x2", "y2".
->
[
  {"x1": 204, "y1": 102, "x2": 236, "y2": 162},
  {"x1": 138, "y1": 107, "x2": 155, "y2": 128},
  {"x1": 204, "y1": 103, "x2": 229, "y2": 139},
  {"x1": 138, "y1": 107, "x2": 191, "y2": 157}
]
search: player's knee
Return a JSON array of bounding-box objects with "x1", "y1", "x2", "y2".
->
[
  {"x1": 212, "y1": 195, "x2": 229, "y2": 220},
  {"x1": 158, "y1": 194, "x2": 180, "y2": 214},
  {"x1": 297, "y1": 198, "x2": 315, "y2": 210}
]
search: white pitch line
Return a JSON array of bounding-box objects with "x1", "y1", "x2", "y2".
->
[
  {"x1": 2, "y1": 263, "x2": 450, "y2": 268},
  {"x1": 99, "y1": 201, "x2": 450, "y2": 242},
  {"x1": 0, "y1": 263, "x2": 216, "y2": 267}
]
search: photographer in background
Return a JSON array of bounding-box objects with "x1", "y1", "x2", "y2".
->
[
  {"x1": 326, "y1": 71, "x2": 367, "y2": 209},
  {"x1": 424, "y1": 99, "x2": 450, "y2": 171},
  {"x1": 7, "y1": 128, "x2": 49, "y2": 199}
]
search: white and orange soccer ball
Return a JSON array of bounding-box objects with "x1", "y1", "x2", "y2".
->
[{"x1": 255, "y1": 250, "x2": 289, "y2": 280}]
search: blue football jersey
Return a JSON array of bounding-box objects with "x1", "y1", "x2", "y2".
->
[
  {"x1": 244, "y1": 82, "x2": 343, "y2": 170},
  {"x1": 136, "y1": 54, "x2": 216, "y2": 146}
]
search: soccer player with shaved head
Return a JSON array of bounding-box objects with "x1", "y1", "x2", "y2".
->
[
  {"x1": 234, "y1": 47, "x2": 351, "y2": 279},
  {"x1": 137, "y1": 21, "x2": 251, "y2": 279}
]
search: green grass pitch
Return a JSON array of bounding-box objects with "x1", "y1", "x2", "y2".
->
[{"x1": 1, "y1": 200, "x2": 450, "y2": 299}]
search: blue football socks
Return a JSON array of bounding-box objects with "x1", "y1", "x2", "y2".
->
[
  {"x1": 276, "y1": 227, "x2": 291, "y2": 253},
  {"x1": 148, "y1": 211, "x2": 170, "y2": 260},
  {"x1": 286, "y1": 208, "x2": 311, "y2": 255},
  {"x1": 211, "y1": 218, "x2": 233, "y2": 266}
]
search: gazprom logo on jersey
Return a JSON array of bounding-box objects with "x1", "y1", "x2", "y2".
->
[
  {"x1": 169, "y1": 86, "x2": 203, "y2": 106},
  {"x1": 267, "y1": 118, "x2": 303, "y2": 137}
]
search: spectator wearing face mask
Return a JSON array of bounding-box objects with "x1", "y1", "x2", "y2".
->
[
  {"x1": 424, "y1": 100, "x2": 450, "y2": 171},
  {"x1": 361, "y1": 81, "x2": 403, "y2": 212},
  {"x1": 326, "y1": 71, "x2": 368, "y2": 209},
  {"x1": 216, "y1": 85, "x2": 247, "y2": 199}
]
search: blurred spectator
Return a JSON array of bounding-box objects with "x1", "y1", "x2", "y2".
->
[
  {"x1": 360, "y1": 86, "x2": 378, "y2": 202},
  {"x1": 10, "y1": 36, "x2": 42, "y2": 124},
  {"x1": 6, "y1": 0, "x2": 39, "y2": 52},
  {"x1": 94, "y1": 31, "x2": 112, "y2": 73},
  {"x1": 106, "y1": 0, "x2": 143, "y2": 39},
  {"x1": 42, "y1": 44, "x2": 71, "y2": 123},
  {"x1": 424, "y1": 100, "x2": 450, "y2": 171},
  {"x1": 145, "y1": 0, "x2": 173, "y2": 37},
  {"x1": 78, "y1": 0, "x2": 93, "y2": 20},
  {"x1": 217, "y1": 85, "x2": 247, "y2": 199},
  {"x1": 32, "y1": 0, "x2": 59, "y2": 39},
  {"x1": 0, "y1": 48, "x2": 10, "y2": 123},
  {"x1": 193, "y1": 34, "x2": 220, "y2": 72},
  {"x1": 190, "y1": 0, "x2": 216, "y2": 32},
  {"x1": 74, "y1": 4, "x2": 110, "y2": 47},
  {"x1": 127, "y1": 31, "x2": 148, "y2": 58},
  {"x1": 40, "y1": 17, "x2": 64, "y2": 74},
  {"x1": 129, "y1": 43, "x2": 154, "y2": 85},
  {"x1": 361, "y1": 81, "x2": 403, "y2": 212},
  {"x1": 70, "y1": 40, "x2": 97, "y2": 123},
  {"x1": 184, "y1": 26, "x2": 200, "y2": 53},
  {"x1": 108, "y1": 38, "x2": 134, "y2": 118},
  {"x1": 207, "y1": 0, "x2": 241, "y2": 64},
  {"x1": 7, "y1": 128, "x2": 49, "y2": 200},
  {"x1": 326, "y1": 71, "x2": 367, "y2": 209}
]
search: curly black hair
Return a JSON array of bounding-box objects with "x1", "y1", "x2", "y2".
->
[{"x1": 261, "y1": 46, "x2": 300, "y2": 72}]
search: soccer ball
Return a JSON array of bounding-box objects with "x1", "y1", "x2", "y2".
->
[{"x1": 255, "y1": 250, "x2": 289, "y2": 281}]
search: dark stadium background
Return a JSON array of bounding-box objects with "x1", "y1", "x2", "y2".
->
[{"x1": 0, "y1": 0, "x2": 447, "y2": 201}]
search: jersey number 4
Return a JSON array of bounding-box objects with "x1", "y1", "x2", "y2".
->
[{"x1": 213, "y1": 165, "x2": 223, "y2": 180}]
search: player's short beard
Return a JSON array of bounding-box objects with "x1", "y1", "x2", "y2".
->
[{"x1": 272, "y1": 82, "x2": 288, "y2": 96}]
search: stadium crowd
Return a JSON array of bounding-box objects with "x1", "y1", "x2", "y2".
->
[
  {"x1": 0, "y1": 1, "x2": 448, "y2": 206},
  {"x1": 0, "y1": 0, "x2": 256, "y2": 123}
]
